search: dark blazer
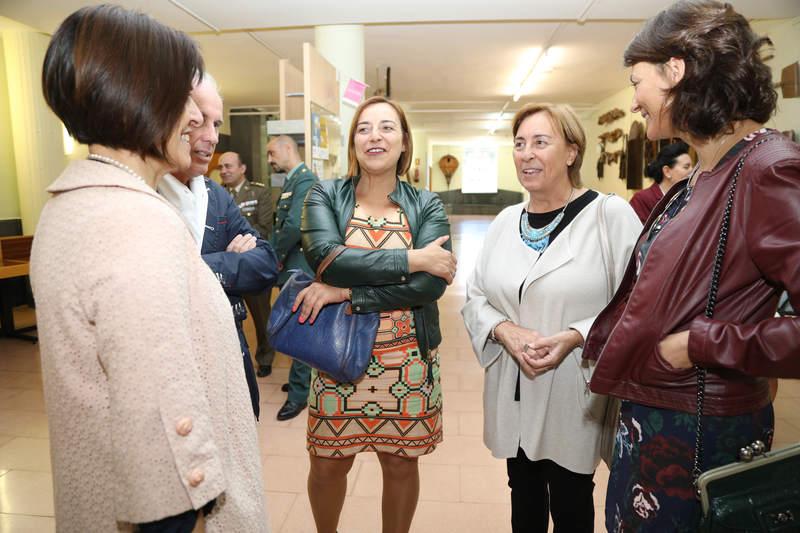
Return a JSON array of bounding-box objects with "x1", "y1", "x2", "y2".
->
[{"x1": 201, "y1": 178, "x2": 279, "y2": 418}]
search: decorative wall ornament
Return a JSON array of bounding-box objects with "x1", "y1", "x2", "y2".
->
[
  {"x1": 438, "y1": 155, "x2": 459, "y2": 188},
  {"x1": 599, "y1": 128, "x2": 624, "y2": 144},
  {"x1": 778, "y1": 61, "x2": 799, "y2": 98},
  {"x1": 598, "y1": 108, "x2": 625, "y2": 125}
]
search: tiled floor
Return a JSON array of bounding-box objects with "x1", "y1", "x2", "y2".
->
[{"x1": 1, "y1": 215, "x2": 799, "y2": 532}]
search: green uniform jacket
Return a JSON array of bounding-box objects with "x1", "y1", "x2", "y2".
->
[
  {"x1": 301, "y1": 176, "x2": 451, "y2": 358},
  {"x1": 229, "y1": 179, "x2": 273, "y2": 238},
  {"x1": 271, "y1": 163, "x2": 317, "y2": 285}
]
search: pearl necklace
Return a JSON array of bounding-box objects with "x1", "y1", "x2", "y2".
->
[
  {"x1": 88, "y1": 153, "x2": 146, "y2": 184},
  {"x1": 520, "y1": 188, "x2": 575, "y2": 252}
]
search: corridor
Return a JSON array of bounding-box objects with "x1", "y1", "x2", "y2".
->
[{"x1": 0, "y1": 215, "x2": 799, "y2": 532}]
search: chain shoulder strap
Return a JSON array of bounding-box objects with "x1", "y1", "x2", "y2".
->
[{"x1": 692, "y1": 134, "x2": 779, "y2": 494}]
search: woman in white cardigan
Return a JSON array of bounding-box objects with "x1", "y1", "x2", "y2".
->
[{"x1": 462, "y1": 103, "x2": 641, "y2": 532}]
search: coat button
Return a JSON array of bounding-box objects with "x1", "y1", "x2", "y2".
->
[
  {"x1": 188, "y1": 469, "x2": 205, "y2": 487},
  {"x1": 176, "y1": 417, "x2": 193, "y2": 436},
  {"x1": 355, "y1": 306, "x2": 361, "y2": 311},
  {"x1": 400, "y1": 276, "x2": 406, "y2": 281}
]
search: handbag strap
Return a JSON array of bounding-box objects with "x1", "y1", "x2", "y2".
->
[
  {"x1": 692, "y1": 134, "x2": 778, "y2": 494},
  {"x1": 573, "y1": 193, "x2": 616, "y2": 391},
  {"x1": 315, "y1": 245, "x2": 347, "y2": 282},
  {"x1": 597, "y1": 193, "x2": 616, "y2": 300}
]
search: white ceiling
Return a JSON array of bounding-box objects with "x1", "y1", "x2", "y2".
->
[{"x1": 2, "y1": 0, "x2": 798, "y2": 136}]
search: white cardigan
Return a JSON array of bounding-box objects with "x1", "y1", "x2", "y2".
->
[{"x1": 462, "y1": 194, "x2": 641, "y2": 473}]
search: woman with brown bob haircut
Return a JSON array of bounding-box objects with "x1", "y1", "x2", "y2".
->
[
  {"x1": 297, "y1": 96, "x2": 455, "y2": 533},
  {"x1": 33, "y1": 5, "x2": 269, "y2": 532},
  {"x1": 582, "y1": 1, "x2": 800, "y2": 530}
]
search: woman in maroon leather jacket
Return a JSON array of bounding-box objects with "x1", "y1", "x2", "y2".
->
[{"x1": 582, "y1": 1, "x2": 800, "y2": 531}]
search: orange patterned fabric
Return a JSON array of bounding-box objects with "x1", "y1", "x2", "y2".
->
[{"x1": 306, "y1": 206, "x2": 443, "y2": 458}]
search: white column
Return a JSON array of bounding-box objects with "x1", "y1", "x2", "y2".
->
[
  {"x1": 314, "y1": 25, "x2": 365, "y2": 177},
  {"x1": 3, "y1": 28, "x2": 67, "y2": 234}
]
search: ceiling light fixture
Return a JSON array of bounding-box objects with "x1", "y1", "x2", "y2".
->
[
  {"x1": 513, "y1": 47, "x2": 553, "y2": 102},
  {"x1": 168, "y1": 0, "x2": 220, "y2": 33},
  {"x1": 494, "y1": 24, "x2": 562, "y2": 135}
]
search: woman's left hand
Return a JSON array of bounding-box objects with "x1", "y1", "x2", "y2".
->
[
  {"x1": 293, "y1": 282, "x2": 349, "y2": 324},
  {"x1": 524, "y1": 329, "x2": 584, "y2": 375},
  {"x1": 658, "y1": 330, "x2": 692, "y2": 369}
]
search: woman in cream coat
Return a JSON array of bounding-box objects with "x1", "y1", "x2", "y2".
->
[
  {"x1": 462, "y1": 103, "x2": 641, "y2": 533},
  {"x1": 32, "y1": 6, "x2": 268, "y2": 531}
]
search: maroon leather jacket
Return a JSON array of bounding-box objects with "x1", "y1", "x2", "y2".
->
[{"x1": 584, "y1": 131, "x2": 800, "y2": 416}]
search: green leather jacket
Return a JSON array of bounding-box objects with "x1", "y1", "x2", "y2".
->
[{"x1": 301, "y1": 176, "x2": 451, "y2": 358}]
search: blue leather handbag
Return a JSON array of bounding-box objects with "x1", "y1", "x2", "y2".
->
[{"x1": 267, "y1": 246, "x2": 379, "y2": 383}]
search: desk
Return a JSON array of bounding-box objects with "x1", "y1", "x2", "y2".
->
[{"x1": 0, "y1": 236, "x2": 36, "y2": 343}]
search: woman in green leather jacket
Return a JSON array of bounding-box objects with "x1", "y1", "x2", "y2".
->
[{"x1": 296, "y1": 96, "x2": 456, "y2": 533}]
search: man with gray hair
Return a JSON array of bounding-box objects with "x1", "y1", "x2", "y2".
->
[
  {"x1": 266, "y1": 135, "x2": 318, "y2": 421},
  {"x1": 159, "y1": 76, "x2": 278, "y2": 420}
]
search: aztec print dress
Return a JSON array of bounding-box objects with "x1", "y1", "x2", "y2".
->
[{"x1": 306, "y1": 205, "x2": 443, "y2": 458}]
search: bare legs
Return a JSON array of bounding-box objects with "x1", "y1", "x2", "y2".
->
[
  {"x1": 377, "y1": 453, "x2": 420, "y2": 533},
  {"x1": 308, "y1": 455, "x2": 355, "y2": 533},
  {"x1": 307, "y1": 453, "x2": 421, "y2": 533}
]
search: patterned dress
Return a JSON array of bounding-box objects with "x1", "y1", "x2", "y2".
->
[{"x1": 306, "y1": 205, "x2": 443, "y2": 458}]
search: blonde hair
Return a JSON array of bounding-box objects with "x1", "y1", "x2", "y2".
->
[{"x1": 511, "y1": 103, "x2": 586, "y2": 187}]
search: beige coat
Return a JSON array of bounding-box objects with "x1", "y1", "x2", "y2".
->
[
  {"x1": 462, "y1": 195, "x2": 641, "y2": 474},
  {"x1": 30, "y1": 160, "x2": 269, "y2": 532}
]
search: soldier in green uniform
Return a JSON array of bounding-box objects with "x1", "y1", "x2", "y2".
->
[
  {"x1": 266, "y1": 135, "x2": 319, "y2": 421},
  {"x1": 219, "y1": 151, "x2": 276, "y2": 378}
]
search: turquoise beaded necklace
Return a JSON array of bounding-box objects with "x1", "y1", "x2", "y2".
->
[{"x1": 519, "y1": 188, "x2": 574, "y2": 252}]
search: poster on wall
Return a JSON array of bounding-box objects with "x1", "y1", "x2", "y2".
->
[
  {"x1": 311, "y1": 113, "x2": 330, "y2": 161},
  {"x1": 462, "y1": 145, "x2": 498, "y2": 194}
]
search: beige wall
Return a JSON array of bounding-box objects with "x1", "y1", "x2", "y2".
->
[
  {"x1": 429, "y1": 142, "x2": 524, "y2": 194},
  {"x1": 757, "y1": 17, "x2": 800, "y2": 134},
  {"x1": 2, "y1": 25, "x2": 68, "y2": 235},
  {"x1": 0, "y1": 36, "x2": 20, "y2": 221},
  {"x1": 409, "y1": 128, "x2": 428, "y2": 189},
  {"x1": 582, "y1": 86, "x2": 638, "y2": 199}
]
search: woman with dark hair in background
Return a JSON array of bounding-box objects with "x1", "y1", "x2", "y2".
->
[
  {"x1": 33, "y1": 5, "x2": 268, "y2": 531},
  {"x1": 629, "y1": 141, "x2": 692, "y2": 223},
  {"x1": 582, "y1": 1, "x2": 800, "y2": 530}
]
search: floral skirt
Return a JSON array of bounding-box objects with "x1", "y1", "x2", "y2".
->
[{"x1": 606, "y1": 400, "x2": 774, "y2": 533}]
